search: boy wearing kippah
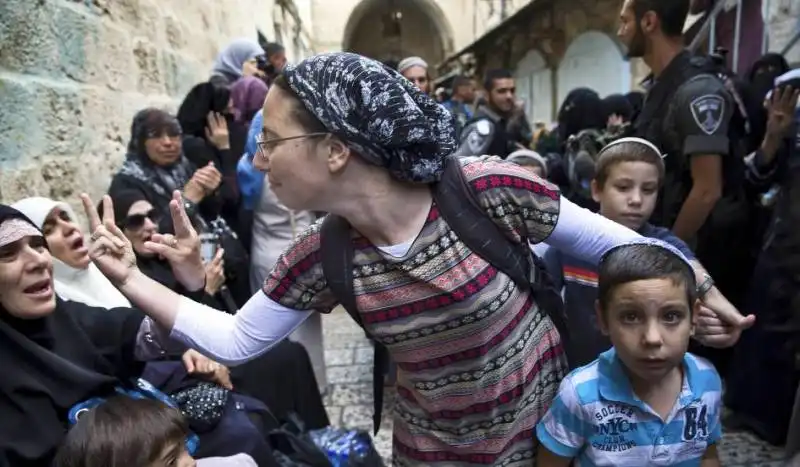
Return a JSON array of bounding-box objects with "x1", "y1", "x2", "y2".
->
[
  {"x1": 533, "y1": 138, "x2": 724, "y2": 368},
  {"x1": 536, "y1": 241, "x2": 722, "y2": 466}
]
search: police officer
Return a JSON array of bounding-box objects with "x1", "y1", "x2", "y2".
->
[
  {"x1": 619, "y1": 0, "x2": 754, "y2": 314},
  {"x1": 619, "y1": 0, "x2": 769, "y2": 380},
  {"x1": 458, "y1": 69, "x2": 532, "y2": 158}
]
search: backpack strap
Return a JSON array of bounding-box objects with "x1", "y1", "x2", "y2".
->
[
  {"x1": 433, "y1": 157, "x2": 570, "y2": 347},
  {"x1": 320, "y1": 216, "x2": 359, "y2": 318},
  {"x1": 433, "y1": 157, "x2": 531, "y2": 287},
  {"x1": 320, "y1": 215, "x2": 388, "y2": 435}
]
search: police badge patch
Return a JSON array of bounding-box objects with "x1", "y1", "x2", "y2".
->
[{"x1": 689, "y1": 95, "x2": 725, "y2": 136}]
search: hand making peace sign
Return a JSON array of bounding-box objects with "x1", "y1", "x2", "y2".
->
[
  {"x1": 81, "y1": 191, "x2": 207, "y2": 291},
  {"x1": 80, "y1": 193, "x2": 138, "y2": 285}
]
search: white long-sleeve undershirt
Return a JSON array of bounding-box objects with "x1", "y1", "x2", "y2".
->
[{"x1": 171, "y1": 197, "x2": 642, "y2": 365}]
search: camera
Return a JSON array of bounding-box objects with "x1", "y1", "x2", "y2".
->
[
  {"x1": 199, "y1": 232, "x2": 219, "y2": 263},
  {"x1": 256, "y1": 55, "x2": 276, "y2": 77}
]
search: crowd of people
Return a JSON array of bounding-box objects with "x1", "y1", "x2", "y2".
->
[{"x1": 2, "y1": 0, "x2": 800, "y2": 466}]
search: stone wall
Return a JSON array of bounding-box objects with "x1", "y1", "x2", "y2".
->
[{"x1": 0, "y1": 0, "x2": 282, "y2": 212}]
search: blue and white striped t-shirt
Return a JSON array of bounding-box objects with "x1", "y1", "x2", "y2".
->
[{"x1": 537, "y1": 348, "x2": 722, "y2": 466}]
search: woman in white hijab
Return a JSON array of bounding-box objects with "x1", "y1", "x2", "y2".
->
[{"x1": 12, "y1": 197, "x2": 130, "y2": 309}]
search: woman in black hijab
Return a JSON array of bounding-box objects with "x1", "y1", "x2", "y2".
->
[
  {"x1": 0, "y1": 204, "x2": 166, "y2": 466},
  {"x1": 177, "y1": 82, "x2": 248, "y2": 242},
  {"x1": 108, "y1": 189, "x2": 331, "y2": 431},
  {"x1": 109, "y1": 109, "x2": 251, "y2": 308}
]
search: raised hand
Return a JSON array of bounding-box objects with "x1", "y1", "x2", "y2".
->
[
  {"x1": 144, "y1": 190, "x2": 206, "y2": 291},
  {"x1": 80, "y1": 194, "x2": 139, "y2": 285},
  {"x1": 205, "y1": 112, "x2": 230, "y2": 150},
  {"x1": 765, "y1": 85, "x2": 799, "y2": 138},
  {"x1": 204, "y1": 248, "x2": 226, "y2": 296}
]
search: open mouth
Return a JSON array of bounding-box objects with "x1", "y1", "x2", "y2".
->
[
  {"x1": 23, "y1": 279, "x2": 53, "y2": 298},
  {"x1": 70, "y1": 236, "x2": 86, "y2": 251}
]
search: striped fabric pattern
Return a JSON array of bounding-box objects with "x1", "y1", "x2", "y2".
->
[
  {"x1": 264, "y1": 159, "x2": 569, "y2": 466},
  {"x1": 537, "y1": 349, "x2": 722, "y2": 466}
]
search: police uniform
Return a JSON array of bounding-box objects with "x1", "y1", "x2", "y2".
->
[
  {"x1": 458, "y1": 106, "x2": 531, "y2": 158},
  {"x1": 635, "y1": 50, "x2": 753, "y2": 372},
  {"x1": 635, "y1": 50, "x2": 744, "y2": 229}
]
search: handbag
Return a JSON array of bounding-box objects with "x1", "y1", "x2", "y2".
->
[{"x1": 170, "y1": 381, "x2": 231, "y2": 433}]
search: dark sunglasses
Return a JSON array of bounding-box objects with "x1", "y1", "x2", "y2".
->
[{"x1": 123, "y1": 209, "x2": 161, "y2": 230}]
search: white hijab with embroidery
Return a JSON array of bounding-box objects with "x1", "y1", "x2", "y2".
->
[{"x1": 11, "y1": 197, "x2": 130, "y2": 310}]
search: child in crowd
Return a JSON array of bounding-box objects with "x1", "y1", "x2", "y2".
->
[
  {"x1": 530, "y1": 137, "x2": 697, "y2": 367},
  {"x1": 536, "y1": 241, "x2": 722, "y2": 466},
  {"x1": 54, "y1": 396, "x2": 256, "y2": 467},
  {"x1": 507, "y1": 149, "x2": 549, "y2": 179}
]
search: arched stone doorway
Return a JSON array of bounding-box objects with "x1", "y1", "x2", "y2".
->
[
  {"x1": 343, "y1": 0, "x2": 455, "y2": 67},
  {"x1": 556, "y1": 31, "x2": 631, "y2": 105},
  {"x1": 515, "y1": 49, "x2": 554, "y2": 123}
]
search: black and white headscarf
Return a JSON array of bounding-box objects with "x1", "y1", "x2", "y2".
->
[
  {"x1": 282, "y1": 52, "x2": 456, "y2": 183},
  {"x1": 118, "y1": 108, "x2": 195, "y2": 201}
]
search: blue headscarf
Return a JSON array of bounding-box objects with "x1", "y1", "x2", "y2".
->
[
  {"x1": 237, "y1": 109, "x2": 265, "y2": 210},
  {"x1": 211, "y1": 39, "x2": 264, "y2": 84}
]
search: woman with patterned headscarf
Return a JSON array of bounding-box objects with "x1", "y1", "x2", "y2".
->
[{"x1": 83, "y1": 53, "x2": 752, "y2": 466}]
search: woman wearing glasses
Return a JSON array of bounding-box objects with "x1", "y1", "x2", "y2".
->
[
  {"x1": 85, "y1": 53, "x2": 753, "y2": 467},
  {"x1": 242, "y1": 110, "x2": 326, "y2": 395}
]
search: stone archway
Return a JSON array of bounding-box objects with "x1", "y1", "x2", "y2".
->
[
  {"x1": 342, "y1": 0, "x2": 455, "y2": 67},
  {"x1": 556, "y1": 31, "x2": 631, "y2": 105}
]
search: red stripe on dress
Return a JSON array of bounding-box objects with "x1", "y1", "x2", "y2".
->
[
  {"x1": 398, "y1": 293, "x2": 534, "y2": 372},
  {"x1": 361, "y1": 266, "x2": 499, "y2": 325},
  {"x1": 395, "y1": 344, "x2": 563, "y2": 419},
  {"x1": 469, "y1": 174, "x2": 559, "y2": 200}
]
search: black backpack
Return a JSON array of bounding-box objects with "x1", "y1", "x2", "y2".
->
[{"x1": 319, "y1": 156, "x2": 569, "y2": 434}]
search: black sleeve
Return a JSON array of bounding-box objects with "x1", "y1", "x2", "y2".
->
[
  {"x1": 672, "y1": 75, "x2": 734, "y2": 157},
  {"x1": 68, "y1": 303, "x2": 146, "y2": 379}
]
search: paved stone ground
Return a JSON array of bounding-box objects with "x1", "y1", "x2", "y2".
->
[{"x1": 321, "y1": 309, "x2": 787, "y2": 466}]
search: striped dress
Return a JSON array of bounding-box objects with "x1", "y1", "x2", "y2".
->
[{"x1": 264, "y1": 159, "x2": 569, "y2": 466}]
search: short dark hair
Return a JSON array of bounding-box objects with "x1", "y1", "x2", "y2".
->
[
  {"x1": 271, "y1": 74, "x2": 328, "y2": 133},
  {"x1": 53, "y1": 396, "x2": 190, "y2": 467},
  {"x1": 483, "y1": 69, "x2": 514, "y2": 91},
  {"x1": 594, "y1": 140, "x2": 665, "y2": 189},
  {"x1": 264, "y1": 42, "x2": 285, "y2": 57},
  {"x1": 597, "y1": 243, "x2": 697, "y2": 314},
  {"x1": 633, "y1": 0, "x2": 690, "y2": 37},
  {"x1": 452, "y1": 75, "x2": 473, "y2": 91}
]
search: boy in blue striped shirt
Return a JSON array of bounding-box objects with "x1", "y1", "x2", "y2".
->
[{"x1": 536, "y1": 241, "x2": 722, "y2": 466}]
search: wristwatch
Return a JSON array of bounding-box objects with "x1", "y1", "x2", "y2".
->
[
  {"x1": 181, "y1": 196, "x2": 198, "y2": 217},
  {"x1": 697, "y1": 273, "x2": 715, "y2": 298}
]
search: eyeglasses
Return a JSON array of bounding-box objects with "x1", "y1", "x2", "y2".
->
[
  {"x1": 255, "y1": 132, "x2": 328, "y2": 158},
  {"x1": 123, "y1": 209, "x2": 161, "y2": 230}
]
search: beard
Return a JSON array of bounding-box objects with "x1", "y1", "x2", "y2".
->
[{"x1": 626, "y1": 26, "x2": 647, "y2": 59}]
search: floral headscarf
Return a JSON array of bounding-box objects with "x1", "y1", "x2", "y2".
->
[{"x1": 282, "y1": 52, "x2": 456, "y2": 183}]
